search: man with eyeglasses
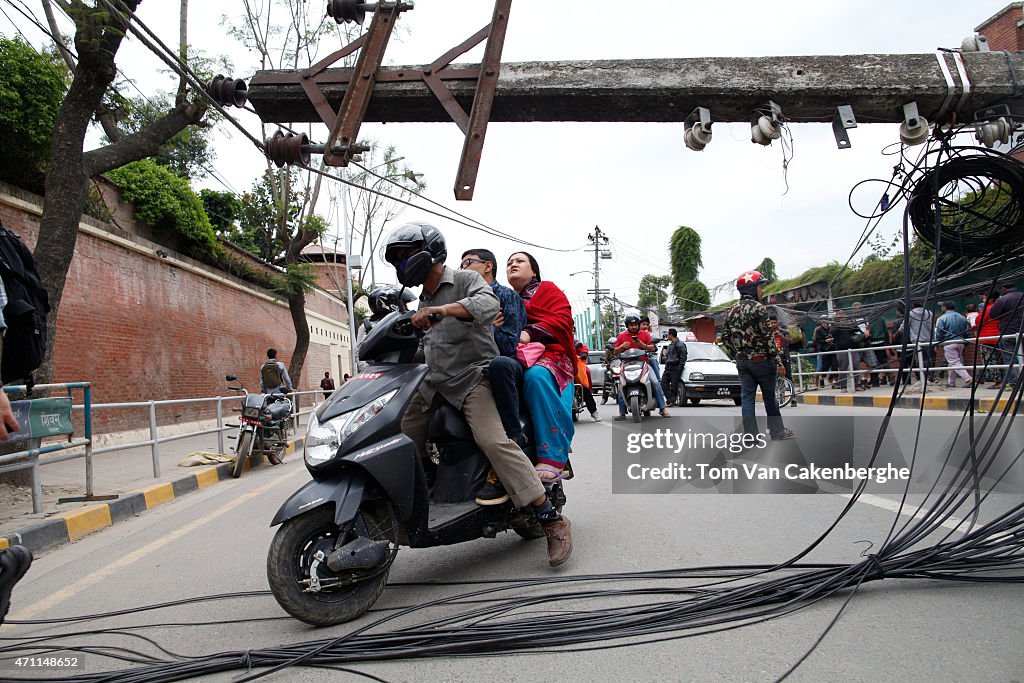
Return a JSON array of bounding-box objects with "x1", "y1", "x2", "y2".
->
[{"x1": 461, "y1": 249, "x2": 530, "y2": 448}]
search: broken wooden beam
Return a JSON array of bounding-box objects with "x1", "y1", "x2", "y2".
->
[{"x1": 248, "y1": 51, "x2": 1024, "y2": 125}]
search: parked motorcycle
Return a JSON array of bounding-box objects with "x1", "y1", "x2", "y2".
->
[
  {"x1": 602, "y1": 357, "x2": 621, "y2": 404},
  {"x1": 266, "y1": 310, "x2": 567, "y2": 626},
  {"x1": 618, "y1": 348, "x2": 658, "y2": 423},
  {"x1": 225, "y1": 375, "x2": 293, "y2": 478}
]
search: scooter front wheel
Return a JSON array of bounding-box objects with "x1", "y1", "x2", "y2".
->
[{"x1": 267, "y1": 503, "x2": 398, "y2": 626}]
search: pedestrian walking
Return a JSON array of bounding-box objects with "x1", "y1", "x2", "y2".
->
[
  {"x1": 660, "y1": 328, "x2": 688, "y2": 406},
  {"x1": 320, "y1": 371, "x2": 336, "y2": 399}
]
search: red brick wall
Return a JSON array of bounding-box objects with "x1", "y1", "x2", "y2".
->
[
  {"x1": 976, "y1": 4, "x2": 1024, "y2": 50},
  {"x1": 0, "y1": 186, "x2": 352, "y2": 433}
]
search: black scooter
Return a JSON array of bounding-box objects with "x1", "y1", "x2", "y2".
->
[{"x1": 266, "y1": 310, "x2": 566, "y2": 626}]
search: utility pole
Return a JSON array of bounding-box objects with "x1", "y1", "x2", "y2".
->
[{"x1": 587, "y1": 226, "x2": 611, "y2": 349}]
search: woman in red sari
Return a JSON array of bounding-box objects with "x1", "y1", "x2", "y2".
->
[{"x1": 506, "y1": 252, "x2": 575, "y2": 481}]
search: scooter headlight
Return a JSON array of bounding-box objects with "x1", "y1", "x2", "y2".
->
[
  {"x1": 305, "y1": 389, "x2": 399, "y2": 465},
  {"x1": 623, "y1": 367, "x2": 643, "y2": 382}
]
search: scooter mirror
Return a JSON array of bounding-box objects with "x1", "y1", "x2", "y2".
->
[{"x1": 225, "y1": 374, "x2": 238, "y2": 381}]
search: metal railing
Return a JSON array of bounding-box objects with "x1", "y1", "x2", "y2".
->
[
  {"x1": 791, "y1": 333, "x2": 1022, "y2": 392},
  {"x1": 0, "y1": 385, "x2": 325, "y2": 516},
  {"x1": 0, "y1": 383, "x2": 92, "y2": 514}
]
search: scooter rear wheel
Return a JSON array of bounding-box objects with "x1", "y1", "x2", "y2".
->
[
  {"x1": 267, "y1": 503, "x2": 398, "y2": 626},
  {"x1": 630, "y1": 395, "x2": 641, "y2": 423}
]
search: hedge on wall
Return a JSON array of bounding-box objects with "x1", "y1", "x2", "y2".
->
[{"x1": 107, "y1": 159, "x2": 221, "y2": 257}]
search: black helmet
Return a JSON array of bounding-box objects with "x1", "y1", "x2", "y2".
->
[
  {"x1": 624, "y1": 315, "x2": 641, "y2": 327},
  {"x1": 383, "y1": 222, "x2": 447, "y2": 287},
  {"x1": 368, "y1": 285, "x2": 416, "y2": 317}
]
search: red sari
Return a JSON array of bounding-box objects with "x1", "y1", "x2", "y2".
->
[{"x1": 522, "y1": 280, "x2": 575, "y2": 391}]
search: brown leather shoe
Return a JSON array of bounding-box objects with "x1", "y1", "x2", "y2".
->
[{"x1": 542, "y1": 516, "x2": 573, "y2": 567}]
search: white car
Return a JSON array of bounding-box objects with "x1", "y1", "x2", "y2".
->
[{"x1": 659, "y1": 341, "x2": 741, "y2": 406}]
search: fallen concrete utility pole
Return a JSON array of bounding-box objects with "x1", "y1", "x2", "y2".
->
[{"x1": 248, "y1": 52, "x2": 1022, "y2": 125}]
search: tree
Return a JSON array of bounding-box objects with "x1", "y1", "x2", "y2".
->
[
  {"x1": 0, "y1": 37, "x2": 68, "y2": 193},
  {"x1": 343, "y1": 143, "x2": 426, "y2": 289},
  {"x1": 112, "y1": 93, "x2": 214, "y2": 180},
  {"x1": 33, "y1": 1, "x2": 208, "y2": 386},
  {"x1": 200, "y1": 189, "x2": 241, "y2": 234},
  {"x1": 754, "y1": 257, "x2": 778, "y2": 282},
  {"x1": 637, "y1": 274, "x2": 672, "y2": 319},
  {"x1": 229, "y1": 0, "x2": 421, "y2": 383},
  {"x1": 669, "y1": 226, "x2": 711, "y2": 311},
  {"x1": 231, "y1": 168, "x2": 328, "y2": 377}
]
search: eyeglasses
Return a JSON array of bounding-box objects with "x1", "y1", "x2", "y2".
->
[{"x1": 460, "y1": 258, "x2": 486, "y2": 269}]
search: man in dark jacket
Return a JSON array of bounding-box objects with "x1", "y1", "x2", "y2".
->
[
  {"x1": 811, "y1": 320, "x2": 835, "y2": 388},
  {"x1": 661, "y1": 328, "x2": 688, "y2": 406},
  {"x1": 988, "y1": 284, "x2": 1024, "y2": 387}
]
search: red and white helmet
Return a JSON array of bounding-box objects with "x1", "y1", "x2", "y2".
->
[{"x1": 736, "y1": 270, "x2": 765, "y2": 289}]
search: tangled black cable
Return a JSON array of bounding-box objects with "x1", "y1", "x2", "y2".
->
[{"x1": 908, "y1": 146, "x2": 1024, "y2": 258}]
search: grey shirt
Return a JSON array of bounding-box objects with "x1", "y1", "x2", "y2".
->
[{"x1": 418, "y1": 266, "x2": 500, "y2": 410}]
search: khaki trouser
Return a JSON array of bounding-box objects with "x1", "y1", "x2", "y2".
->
[{"x1": 401, "y1": 378, "x2": 545, "y2": 508}]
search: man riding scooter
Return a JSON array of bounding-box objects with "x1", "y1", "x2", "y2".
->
[
  {"x1": 614, "y1": 315, "x2": 670, "y2": 419},
  {"x1": 383, "y1": 222, "x2": 573, "y2": 567}
]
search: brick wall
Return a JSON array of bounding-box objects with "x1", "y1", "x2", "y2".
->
[
  {"x1": 0, "y1": 183, "x2": 353, "y2": 433},
  {"x1": 976, "y1": 3, "x2": 1024, "y2": 50}
]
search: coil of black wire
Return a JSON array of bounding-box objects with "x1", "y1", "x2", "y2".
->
[{"x1": 907, "y1": 149, "x2": 1024, "y2": 258}]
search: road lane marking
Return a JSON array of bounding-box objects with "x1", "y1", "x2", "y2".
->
[
  {"x1": 818, "y1": 483, "x2": 968, "y2": 532},
  {"x1": 10, "y1": 467, "x2": 306, "y2": 620}
]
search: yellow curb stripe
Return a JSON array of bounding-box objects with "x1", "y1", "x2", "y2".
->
[
  {"x1": 141, "y1": 482, "x2": 175, "y2": 509},
  {"x1": 922, "y1": 397, "x2": 949, "y2": 410},
  {"x1": 194, "y1": 467, "x2": 220, "y2": 489},
  {"x1": 872, "y1": 396, "x2": 891, "y2": 408},
  {"x1": 801, "y1": 395, "x2": 820, "y2": 405},
  {"x1": 0, "y1": 537, "x2": 9, "y2": 550},
  {"x1": 62, "y1": 505, "x2": 113, "y2": 542},
  {"x1": 834, "y1": 395, "x2": 853, "y2": 406}
]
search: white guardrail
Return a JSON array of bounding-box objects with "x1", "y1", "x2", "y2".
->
[
  {"x1": 0, "y1": 387, "x2": 325, "y2": 515},
  {"x1": 791, "y1": 334, "x2": 1022, "y2": 392}
]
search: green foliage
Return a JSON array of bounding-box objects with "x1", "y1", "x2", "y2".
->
[
  {"x1": 107, "y1": 159, "x2": 220, "y2": 257},
  {"x1": 764, "y1": 263, "x2": 844, "y2": 296},
  {"x1": 669, "y1": 226, "x2": 703, "y2": 284},
  {"x1": 677, "y1": 280, "x2": 711, "y2": 309},
  {"x1": 200, "y1": 189, "x2": 241, "y2": 233},
  {"x1": 112, "y1": 93, "x2": 214, "y2": 179},
  {"x1": 0, "y1": 36, "x2": 68, "y2": 191},
  {"x1": 234, "y1": 169, "x2": 303, "y2": 262},
  {"x1": 637, "y1": 274, "x2": 672, "y2": 317},
  {"x1": 669, "y1": 225, "x2": 710, "y2": 311},
  {"x1": 754, "y1": 257, "x2": 778, "y2": 282},
  {"x1": 273, "y1": 262, "x2": 318, "y2": 297}
]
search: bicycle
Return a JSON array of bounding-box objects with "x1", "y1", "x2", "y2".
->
[{"x1": 775, "y1": 376, "x2": 795, "y2": 408}]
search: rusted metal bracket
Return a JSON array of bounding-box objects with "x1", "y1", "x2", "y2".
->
[
  {"x1": 453, "y1": 0, "x2": 511, "y2": 200},
  {"x1": 323, "y1": 5, "x2": 405, "y2": 166},
  {"x1": 263, "y1": 0, "x2": 510, "y2": 197}
]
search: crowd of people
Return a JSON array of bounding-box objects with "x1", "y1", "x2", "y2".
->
[{"x1": 803, "y1": 285, "x2": 1023, "y2": 390}]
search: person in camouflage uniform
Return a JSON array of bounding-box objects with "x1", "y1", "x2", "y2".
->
[{"x1": 721, "y1": 271, "x2": 794, "y2": 440}]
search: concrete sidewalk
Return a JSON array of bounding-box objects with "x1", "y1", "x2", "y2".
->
[
  {"x1": 795, "y1": 381, "x2": 1021, "y2": 412},
  {"x1": 0, "y1": 429, "x2": 303, "y2": 556}
]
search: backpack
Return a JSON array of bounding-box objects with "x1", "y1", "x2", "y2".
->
[
  {"x1": 261, "y1": 360, "x2": 284, "y2": 389},
  {"x1": 0, "y1": 222, "x2": 49, "y2": 386}
]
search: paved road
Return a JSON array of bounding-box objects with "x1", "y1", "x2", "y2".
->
[{"x1": 1, "y1": 401, "x2": 1021, "y2": 682}]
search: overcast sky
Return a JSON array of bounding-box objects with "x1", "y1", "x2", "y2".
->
[{"x1": 2, "y1": 0, "x2": 1004, "y2": 313}]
